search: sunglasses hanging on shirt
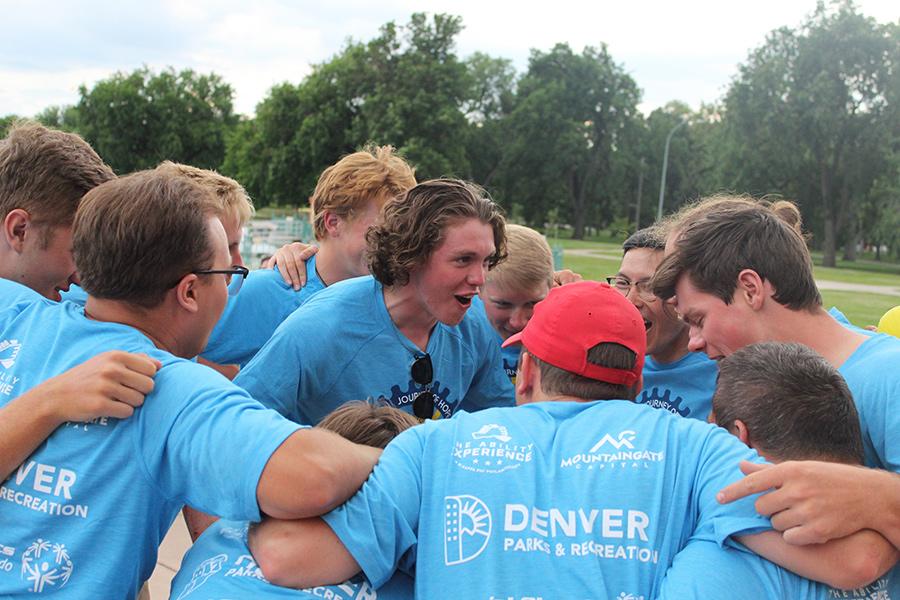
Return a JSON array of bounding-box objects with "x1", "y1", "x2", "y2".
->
[{"x1": 410, "y1": 353, "x2": 437, "y2": 420}]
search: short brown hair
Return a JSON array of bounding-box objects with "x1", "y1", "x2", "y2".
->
[
  {"x1": 317, "y1": 401, "x2": 419, "y2": 448},
  {"x1": 487, "y1": 224, "x2": 553, "y2": 291},
  {"x1": 652, "y1": 200, "x2": 820, "y2": 310},
  {"x1": 714, "y1": 342, "x2": 863, "y2": 464},
  {"x1": 156, "y1": 161, "x2": 254, "y2": 225},
  {"x1": 367, "y1": 179, "x2": 507, "y2": 287},
  {"x1": 531, "y1": 343, "x2": 640, "y2": 401},
  {"x1": 0, "y1": 120, "x2": 115, "y2": 226},
  {"x1": 311, "y1": 145, "x2": 417, "y2": 241},
  {"x1": 74, "y1": 169, "x2": 218, "y2": 308}
]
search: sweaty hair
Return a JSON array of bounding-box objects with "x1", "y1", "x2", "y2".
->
[
  {"x1": 367, "y1": 179, "x2": 507, "y2": 287},
  {"x1": 487, "y1": 224, "x2": 553, "y2": 291},
  {"x1": 0, "y1": 121, "x2": 115, "y2": 232},
  {"x1": 530, "y1": 342, "x2": 639, "y2": 401},
  {"x1": 652, "y1": 198, "x2": 820, "y2": 310},
  {"x1": 714, "y1": 342, "x2": 863, "y2": 464},
  {"x1": 74, "y1": 169, "x2": 218, "y2": 309},
  {"x1": 317, "y1": 401, "x2": 419, "y2": 448},
  {"x1": 622, "y1": 225, "x2": 665, "y2": 254},
  {"x1": 311, "y1": 145, "x2": 417, "y2": 241},
  {"x1": 156, "y1": 161, "x2": 254, "y2": 225}
]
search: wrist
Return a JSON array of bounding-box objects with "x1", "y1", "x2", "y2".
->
[{"x1": 24, "y1": 386, "x2": 68, "y2": 429}]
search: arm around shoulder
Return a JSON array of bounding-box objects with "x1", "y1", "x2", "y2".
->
[
  {"x1": 249, "y1": 517, "x2": 360, "y2": 588},
  {"x1": 256, "y1": 428, "x2": 381, "y2": 519}
]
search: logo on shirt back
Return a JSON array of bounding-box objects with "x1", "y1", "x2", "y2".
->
[
  {"x1": 0, "y1": 339, "x2": 20, "y2": 369},
  {"x1": 444, "y1": 495, "x2": 492, "y2": 566},
  {"x1": 0, "y1": 339, "x2": 21, "y2": 396},
  {"x1": 174, "y1": 553, "x2": 227, "y2": 600},
  {"x1": 20, "y1": 538, "x2": 74, "y2": 593},
  {"x1": 453, "y1": 424, "x2": 534, "y2": 474},
  {"x1": 560, "y1": 431, "x2": 665, "y2": 470}
]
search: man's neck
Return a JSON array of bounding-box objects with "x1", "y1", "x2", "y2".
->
[
  {"x1": 311, "y1": 242, "x2": 344, "y2": 287},
  {"x1": 763, "y1": 305, "x2": 868, "y2": 368},
  {"x1": 382, "y1": 284, "x2": 437, "y2": 351},
  {"x1": 649, "y1": 327, "x2": 691, "y2": 365},
  {"x1": 83, "y1": 297, "x2": 180, "y2": 356}
]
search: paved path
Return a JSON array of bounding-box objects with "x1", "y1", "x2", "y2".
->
[{"x1": 564, "y1": 248, "x2": 900, "y2": 297}]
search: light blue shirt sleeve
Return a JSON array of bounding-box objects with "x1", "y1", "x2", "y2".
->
[
  {"x1": 203, "y1": 261, "x2": 325, "y2": 367},
  {"x1": 456, "y1": 314, "x2": 515, "y2": 412},
  {"x1": 135, "y1": 360, "x2": 302, "y2": 520},
  {"x1": 323, "y1": 426, "x2": 427, "y2": 588}
]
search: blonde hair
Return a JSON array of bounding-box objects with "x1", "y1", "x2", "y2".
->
[
  {"x1": 660, "y1": 194, "x2": 803, "y2": 241},
  {"x1": 156, "y1": 161, "x2": 254, "y2": 225},
  {"x1": 311, "y1": 145, "x2": 416, "y2": 241},
  {"x1": 487, "y1": 224, "x2": 553, "y2": 291}
]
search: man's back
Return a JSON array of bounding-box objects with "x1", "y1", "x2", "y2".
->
[
  {"x1": 0, "y1": 300, "x2": 299, "y2": 599},
  {"x1": 323, "y1": 399, "x2": 768, "y2": 599}
]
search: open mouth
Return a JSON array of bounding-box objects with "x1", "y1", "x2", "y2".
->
[
  {"x1": 643, "y1": 319, "x2": 653, "y2": 332},
  {"x1": 454, "y1": 295, "x2": 473, "y2": 307}
]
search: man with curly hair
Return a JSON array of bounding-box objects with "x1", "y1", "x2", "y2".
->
[{"x1": 234, "y1": 179, "x2": 514, "y2": 424}]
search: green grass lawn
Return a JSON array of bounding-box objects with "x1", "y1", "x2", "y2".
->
[{"x1": 558, "y1": 242, "x2": 899, "y2": 327}]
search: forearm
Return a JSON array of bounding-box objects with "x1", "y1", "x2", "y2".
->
[
  {"x1": 0, "y1": 391, "x2": 62, "y2": 480},
  {"x1": 249, "y1": 517, "x2": 360, "y2": 588},
  {"x1": 256, "y1": 428, "x2": 381, "y2": 519},
  {"x1": 739, "y1": 528, "x2": 898, "y2": 590},
  {"x1": 867, "y1": 470, "x2": 900, "y2": 550}
]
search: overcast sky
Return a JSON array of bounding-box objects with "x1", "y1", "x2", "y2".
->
[{"x1": 2, "y1": 0, "x2": 897, "y2": 118}]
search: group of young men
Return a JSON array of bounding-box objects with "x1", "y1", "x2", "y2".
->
[{"x1": 0, "y1": 120, "x2": 898, "y2": 599}]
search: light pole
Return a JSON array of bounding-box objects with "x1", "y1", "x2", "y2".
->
[{"x1": 656, "y1": 118, "x2": 689, "y2": 221}]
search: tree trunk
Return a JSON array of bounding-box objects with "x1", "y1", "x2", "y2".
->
[{"x1": 820, "y1": 165, "x2": 837, "y2": 267}]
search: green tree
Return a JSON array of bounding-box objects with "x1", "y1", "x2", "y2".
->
[
  {"x1": 500, "y1": 43, "x2": 642, "y2": 238},
  {"x1": 77, "y1": 67, "x2": 237, "y2": 174},
  {"x1": 722, "y1": 1, "x2": 898, "y2": 266}
]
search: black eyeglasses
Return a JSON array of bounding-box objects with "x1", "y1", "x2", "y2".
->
[
  {"x1": 605, "y1": 276, "x2": 657, "y2": 302},
  {"x1": 194, "y1": 266, "x2": 250, "y2": 296},
  {"x1": 411, "y1": 353, "x2": 436, "y2": 420}
]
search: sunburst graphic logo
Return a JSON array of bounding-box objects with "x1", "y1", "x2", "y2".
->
[
  {"x1": 0, "y1": 339, "x2": 21, "y2": 370},
  {"x1": 444, "y1": 494, "x2": 491, "y2": 566},
  {"x1": 20, "y1": 538, "x2": 73, "y2": 593}
]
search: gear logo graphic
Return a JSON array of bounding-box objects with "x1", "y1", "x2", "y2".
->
[
  {"x1": 444, "y1": 495, "x2": 491, "y2": 566},
  {"x1": 20, "y1": 538, "x2": 73, "y2": 593}
]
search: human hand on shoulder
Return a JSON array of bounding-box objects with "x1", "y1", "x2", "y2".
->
[
  {"x1": 38, "y1": 351, "x2": 161, "y2": 424},
  {"x1": 266, "y1": 242, "x2": 319, "y2": 290},
  {"x1": 718, "y1": 460, "x2": 890, "y2": 545}
]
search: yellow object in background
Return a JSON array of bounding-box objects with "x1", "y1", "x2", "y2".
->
[{"x1": 877, "y1": 306, "x2": 900, "y2": 338}]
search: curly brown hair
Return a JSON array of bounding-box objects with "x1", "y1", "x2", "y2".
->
[{"x1": 366, "y1": 179, "x2": 507, "y2": 287}]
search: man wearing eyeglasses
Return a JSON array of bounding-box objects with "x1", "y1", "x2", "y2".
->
[
  {"x1": 0, "y1": 168, "x2": 380, "y2": 599},
  {"x1": 607, "y1": 226, "x2": 717, "y2": 421}
]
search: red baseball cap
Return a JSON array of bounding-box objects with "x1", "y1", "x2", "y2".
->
[{"x1": 502, "y1": 281, "x2": 646, "y2": 386}]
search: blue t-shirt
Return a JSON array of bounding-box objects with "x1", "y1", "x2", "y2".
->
[
  {"x1": 202, "y1": 258, "x2": 327, "y2": 367},
  {"x1": 0, "y1": 301, "x2": 301, "y2": 599},
  {"x1": 323, "y1": 400, "x2": 770, "y2": 599},
  {"x1": 0, "y1": 277, "x2": 43, "y2": 305},
  {"x1": 840, "y1": 332, "x2": 900, "y2": 598},
  {"x1": 170, "y1": 519, "x2": 413, "y2": 600},
  {"x1": 235, "y1": 276, "x2": 515, "y2": 425},
  {"x1": 637, "y1": 351, "x2": 717, "y2": 420},
  {"x1": 58, "y1": 284, "x2": 88, "y2": 306},
  {"x1": 470, "y1": 295, "x2": 519, "y2": 383},
  {"x1": 658, "y1": 539, "x2": 890, "y2": 600}
]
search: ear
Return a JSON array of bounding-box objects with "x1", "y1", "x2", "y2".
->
[
  {"x1": 322, "y1": 210, "x2": 343, "y2": 238},
  {"x1": 173, "y1": 274, "x2": 201, "y2": 314},
  {"x1": 515, "y1": 350, "x2": 537, "y2": 405},
  {"x1": 3, "y1": 209, "x2": 32, "y2": 252},
  {"x1": 730, "y1": 418, "x2": 752, "y2": 447},
  {"x1": 735, "y1": 269, "x2": 767, "y2": 310}
]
